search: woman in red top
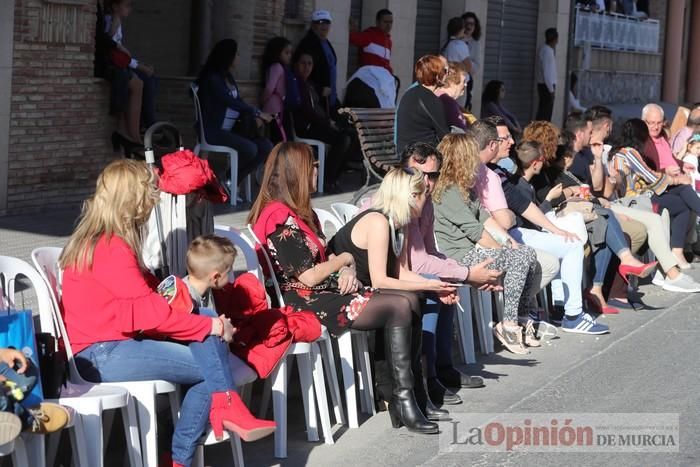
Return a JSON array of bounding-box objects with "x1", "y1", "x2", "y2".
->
[{"x1": 59, "y1": 160, "x2": 274, "y2": 467}]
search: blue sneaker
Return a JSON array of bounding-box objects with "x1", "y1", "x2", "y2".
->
[{"x1": 561, "y1": 313, "x2": 609, "y2": 335}]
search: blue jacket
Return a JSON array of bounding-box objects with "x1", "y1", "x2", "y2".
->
[{"x1": 197, "y1": 72, "x2": 258, "y2": 138}]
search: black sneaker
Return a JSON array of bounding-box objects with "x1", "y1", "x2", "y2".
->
[{"x1": 427, "y1": 377, "x2": 463, "y2": 405}]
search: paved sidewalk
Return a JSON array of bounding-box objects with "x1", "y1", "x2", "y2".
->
[{"x1": 1, "y1": 194, "x2": 699, "y2": 467}]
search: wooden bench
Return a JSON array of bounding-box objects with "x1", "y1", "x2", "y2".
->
[{"x1": 338, "y1": 107, "x2": 397, "y2": 203}]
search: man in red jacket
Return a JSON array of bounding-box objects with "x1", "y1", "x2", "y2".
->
[{"x1": 349, "y1": 9, "x2": 393, "y2": 73}]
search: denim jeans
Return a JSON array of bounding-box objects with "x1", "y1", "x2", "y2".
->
[
  {"x1": 75, "y1": 309, "x2": 237, "y2": 466},
  {"x1": 592, "y1": 210, "x2": 629, "y2": 285},
  {"x1": 420, "y1": 274, "x2": 456, "y2": 378},
  {"x1": 510, "y1": 228, "x2": 585, "y2": 317}
]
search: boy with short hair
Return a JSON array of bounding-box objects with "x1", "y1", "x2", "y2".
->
[{"x1": 184, "y1": 235, "x2": 237, "y2": 312}]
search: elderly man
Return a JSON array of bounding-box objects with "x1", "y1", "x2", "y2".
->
[
  {"x1": 297, "y1": 10, "x2": 339, "y2": 109},
  {"x1": 671, "y1": 104, "x2": 700, "y2": 157},
  {"x1": 642, "y1": 103, "x2": 681, "y2": 175}
]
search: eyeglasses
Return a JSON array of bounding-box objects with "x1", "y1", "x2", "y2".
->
[
  {"x1": 313, "y1": 19, "x2": 331, "y2": 25},
  {"x1": 424, "y1": 171, "x2": 440, "y2": 181}
]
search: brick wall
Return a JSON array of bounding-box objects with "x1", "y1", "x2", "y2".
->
[{"x1": 7, "y1": 0, "x2": 114, "y2": 215}]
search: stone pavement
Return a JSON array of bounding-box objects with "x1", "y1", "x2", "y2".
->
[{"x1": 1, "y1": 193, "x2": 700, "y2": 467}]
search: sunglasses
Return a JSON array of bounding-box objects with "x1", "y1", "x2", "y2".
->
[
  {"x1": 313, "y1": 19, "x2": 331, "y2": 24},
  {"x1": 424, "y1": 171, "x2": 440, "y2": 181}
]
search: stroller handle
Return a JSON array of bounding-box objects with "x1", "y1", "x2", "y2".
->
[{"x1": 144, "y1": 121, "x2": 184, "y2": 165}]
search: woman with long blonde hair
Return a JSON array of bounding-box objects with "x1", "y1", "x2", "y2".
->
[
  {"x1": 60, "y1": 159, "x2": 275, "y2": 467},
  {"x1": 432, "y1": 133, "x2": 539, "y2": 354},
  {"x1": 249, "y1": 143, "x2": 452, "y2": 434},
  {"x1": 328, "y1": 166, "x2": 458, "y2": 424}
]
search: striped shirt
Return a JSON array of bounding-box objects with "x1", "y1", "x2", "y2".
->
[{"x1": 609, "y1": 147, "x2": 669, "y2": 197}]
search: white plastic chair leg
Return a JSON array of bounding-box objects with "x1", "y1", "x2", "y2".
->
[
  {"x1": 80, "y1": 404, "x2": 106, "y2": 467},
  {"x1": 169, "y1": 389, "x2": 182, "y2": 424},
  {"x1": 258, "y1": 377, "x2": 272, "y2": 419},
  {"x1": 317, "y1": 145, "x2": 326, "y2": 193},
  {"x1": 122, "y1": 399, "x2": 144, "y2": 467},
  {"x1": 296, "y1": 352, "x2": 319, "y2": 442},
  {"x1": 23, "y1": 433, "x2": 45, "y2": 467},
  {"x1": 356, "y1": 333, "x2": 375, "y2": 415},
  {"x1": 69, "y1": 413, "x2": 91, "y2": 467},
  {"x1": 271, "y1": 356, "x2": 288, "y2": 458},
  {"x1": 46, "y1": 431, "x2": 60, "y2": 467},
  {"x1": 229, "y1": 432, "x2": 244, "y2": 467},
  {"x1": 229, "y1": 152, "x2": 239, "y2": 207},
  {"x1": 132, "y1": 385, "x2": 159, "y2": 467},
  {"x1": 319, "y1": 336, "x2": 345, "y2": 426},
  {"x1": 311, "y1": 344, "x2": 334, "y2": 445},
  {"x1": 351, "y1": 340, "x2": 366, "y2": 414},
  {"x1": 478, "y1": 291, "x2": 495, "y2": 354},
  {"x1": 12, "y1": 436, "x2": 29, "y2": 467},
  {"x1": 244, "y1": 174, "x2": 252, "y2": 202},
  {"x1": 337, "y1": 332, "x2": 358, "y2": 428},
  {"x1": 456, "y1": 289, "x2": 477, "y2": 364}
]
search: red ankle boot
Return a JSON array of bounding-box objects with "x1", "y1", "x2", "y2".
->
[{"x1": 210, "y1": 391, "x2": 276, "y2": 442}]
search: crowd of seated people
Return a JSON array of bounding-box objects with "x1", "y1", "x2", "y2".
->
[{"x1": 74, "y1": 7, "x2": 700, "y2": 465}]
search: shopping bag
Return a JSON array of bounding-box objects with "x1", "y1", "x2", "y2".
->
[{"x1": 0, "y1": 309, "x2": 44, "y2": 407}]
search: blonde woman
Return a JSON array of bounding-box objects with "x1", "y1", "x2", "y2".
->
[
  {"x1": 60, "y1": 160, "x2": 275, "y2": 467},
  {"x1": 432, "y1": 133, "x2": 541, "y2": 354},
  {"x1": 328, "y1": 167, "x2": 457, "y2": 424}
]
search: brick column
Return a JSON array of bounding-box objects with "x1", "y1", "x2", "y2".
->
[
  {"x1": 313, "y1": 0, "x2": 352, "y2": 98},
  {"x1": 0, "y1": 0, "x2": 14, "y2": 214},
  {"x1": 685, "y1": 0, "x2": 700, "y2": 103},
  {"x1": 662, "y1": 0, "x2": 684, "y2": 103}
]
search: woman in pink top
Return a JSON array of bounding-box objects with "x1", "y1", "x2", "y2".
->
[{"x1": 261, "y1": 37, "x2": 293, "y2": 142}]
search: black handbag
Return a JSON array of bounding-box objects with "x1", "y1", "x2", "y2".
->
[{"x1": 35, "y1": 333, "x2": 67, "y2": 399}]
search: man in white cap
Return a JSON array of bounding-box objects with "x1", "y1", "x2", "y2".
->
[{"x1": 296, "y1": 10, "x2": 339, "y2": 111}]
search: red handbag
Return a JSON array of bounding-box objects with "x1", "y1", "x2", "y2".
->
[{"x1": 109, "y1": 48, "x2": 131, "y2": 69}]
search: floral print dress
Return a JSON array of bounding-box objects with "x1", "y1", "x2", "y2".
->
[{"x1": 266, "y1": 215, "x2": 373, "y2": 337}]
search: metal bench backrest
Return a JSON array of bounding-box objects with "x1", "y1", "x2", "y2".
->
[{"x1": 338, "y1": 107, "x2": 398, "y2": 181}]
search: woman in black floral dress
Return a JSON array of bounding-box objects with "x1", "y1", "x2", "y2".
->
[{"x1": 249, "y1": 142, "x2": 438, "y2": 434}]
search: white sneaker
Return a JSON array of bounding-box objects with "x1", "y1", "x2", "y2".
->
[
  {"x1": 652, "y1": 270, "x2": 665, "y2": 288},
  {"x1": 662, "y1": 273, "x2": 700, "y2": 293}
]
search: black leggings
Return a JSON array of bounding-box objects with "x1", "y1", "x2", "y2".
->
[
  {"x1": 655, "y1": 184, "x2": 700, "y2": 248},
  {"x1": 350, "y1": 289, "x2": 421, "y2": 331}
]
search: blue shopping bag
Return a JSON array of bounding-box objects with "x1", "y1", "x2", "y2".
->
[{"x1": 0, "y1": 309, "x2": 44, "y2": 407}]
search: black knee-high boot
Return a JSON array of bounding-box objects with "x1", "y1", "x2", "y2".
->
[
  {"x1": 385, "y1": 326, "x2": 438, "y2": 434},
  {"x1": 412, "y1": 323, "x2": 451, "y2": 420}
]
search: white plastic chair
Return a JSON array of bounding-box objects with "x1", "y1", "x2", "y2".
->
[
  {"x1": 191, "y1": 82, "x2": 252, "y2": 206},
  {"x1": 3, "y1": 253, "x2": 140, "y2": 467},
  {"x1": 288, "y1": 114, "x2": 327, "y2": 193},
  {"x1": 311, "y1": 208, "x2": 375, "y2": 425},
  {"x1": 30, "y1": 248, "x2": 178, "y2": 467},
  {"x1": 330, "y1": 202, "x2": 359, "y2": 224},
  {"x1": 313, "y1": 208, "x2": 344, "y2": 237},
  {"x1": 243, "y1": 225, "x2": 338, "y2": 457}
]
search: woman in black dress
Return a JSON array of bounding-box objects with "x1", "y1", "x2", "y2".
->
[
  {"x1": 328, "y1": 167, "x2": 458, "y2": 420},
  {"x1": 248, "y1": 142, "x2": 439, "y2": 434}
]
